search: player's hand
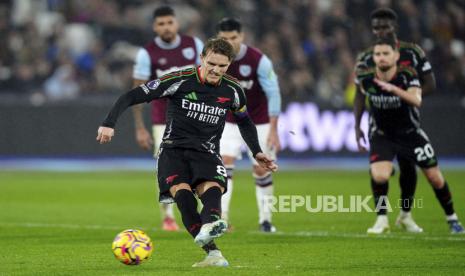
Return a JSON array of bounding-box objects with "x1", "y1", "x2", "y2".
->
[
  {"x1": 374, "y1": 79, "x2": 397, "y2": 93},
  {"x1": 96, "y1": 126, "x2": 114, "y2": 144},
  {"x1": 355, "y1": 127, "x2": 368, "y2": 152},
  {"x1": 267, "y1": 129, "x2": 281, "y2": 152},
  {"x1": 135, "y1": 127, "x2": 153, "y2": 150},
  {"x1": 255, "y1": 152, "x2": 278, "y2": 172}
]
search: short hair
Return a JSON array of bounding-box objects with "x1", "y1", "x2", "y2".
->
[
  {"x1": 202, "y1": 38, "x2": 235, "y2": 61},
  {"x1": 153, "y1": 6, "x2": 175, "y2": 19},
  {"x1": 216, "y1": 17, "x2": 242, "y2": 33},
  {"x1": 373, "y1": 35, "x2": 397, "y2": 50},
  {"x1": 370, "y1": 8, "x2": 398, "y2": 21}
]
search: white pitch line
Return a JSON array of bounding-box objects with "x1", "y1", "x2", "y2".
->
[
  {"x1": 2, "y1": 222, "x2": 464, "y2": 242},
  {"x1": 249, "y1": 230, "x2": 465, "y2": 241},
  {"x1": 0, "y1": 222, "x2": 153, "y2": 231}
]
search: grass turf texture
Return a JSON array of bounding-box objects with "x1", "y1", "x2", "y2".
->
[{"x1": 1, "y1": 170, "x2": 464, "y2": 275}]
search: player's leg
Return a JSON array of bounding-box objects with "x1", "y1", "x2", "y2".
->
[
  {"x1": 158, "y1": 148, "x2": 222, "y2": 266},
  {"x1": 153, "y1": 124, "x2": 179, "y2": 231},
  {"x1": 422, "y1": 166, "x2": 464, "y2": 233},
  {"x1": 219, "y1": 123, "x2": 242, "y2": 225},
  {"x1": 395, "y1": 155, "x2": 422, "y2": 233},
  {"x1": 397, "y1": 155, "x2": 417, "y2": 213},
  {"x1": 410, "y1": 129, "x2": 463, "y2": 233},
  {"x1": 189, "y1": 151, "x2": 229, "y2": 267},
  {"x1": 247, "y1": 124, "x2": 277, "y2": 232},
  {"x1": 367, "y1": 133, "x2": 395, "y2": 234}
]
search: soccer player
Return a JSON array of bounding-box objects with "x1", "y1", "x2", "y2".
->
[
  {"x1": 131, "y1": 6, "x2": 204, "y2": 231},
  {"x1": 354, "y1": 36, "x2": 464, "y2": 234},
  {"x1": 354, "y1": 8, "x2": 436, "y2": 233},
  {"x1": 97, "y1": 38, "x2": 278, "y2": 267},
  {"x1": 216, "y1": 18, "x2": 281, "y2": 233}
]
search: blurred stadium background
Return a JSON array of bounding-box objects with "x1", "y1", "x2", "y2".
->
[
  {"x1": 0, "y1": 0, "x2": 464, "y2": 167},
  {"x1": 1, "y1": 1, "x2": 465, "y2": 274}
]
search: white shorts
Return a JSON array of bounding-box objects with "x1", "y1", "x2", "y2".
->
[
  {"x1": 220, "y1": 122, "x2": 276, "y2": 165},
  {"x1": 152, "y1": 124, "x2": 166, "y2": 158}
]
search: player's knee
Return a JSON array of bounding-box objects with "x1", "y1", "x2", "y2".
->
[
  {"x1": 424, "y1": 168, "x2": 444, "y2": 188},
  {"x1": 170, "y1": 183, "x2": 191, "y2": 198},
  {"x1": 253, "y1": 171, "x2": 272, "y2": 187},
  {"x1": 371, "y1": 170, "x2": 391, "y2": 183},
  {"x1": 197, "y1": 181, "x2": 225, "y2": 196}
]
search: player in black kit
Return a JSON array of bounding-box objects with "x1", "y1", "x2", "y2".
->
[
  {"x1": 97, "y1": 38, "x2": 278, "y2": 267},
  {"x1": 354, "y1": 36, "x2": 463, "y2": 234},
  {"x1": 354, "y1": 8, "x2": 437, "y2": 233}
]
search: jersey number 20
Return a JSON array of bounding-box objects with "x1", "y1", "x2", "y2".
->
[{"x1": 414, "y1": 144, "x2": 434, "y2": 162}]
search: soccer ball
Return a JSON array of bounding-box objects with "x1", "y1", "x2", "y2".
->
[{"x1": 112, "y1": 229, "x2": 153, "y2": 265}]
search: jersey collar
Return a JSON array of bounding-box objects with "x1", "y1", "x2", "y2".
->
[
  {"x1": 154, "y1": 34, "x2": 181, "y2": 49},
  {"x1": 234, "y1": 44, "x2": 247, "y2": 61}
]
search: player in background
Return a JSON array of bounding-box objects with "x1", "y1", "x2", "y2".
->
[
  {"x1": 131, "y1": 6, "x2": 203, "y2": 231},
  {"x1": 98, "y1": 38, "x2": 278, "y2": 267},
  {"x1": 354, "y1": 8, "x2": 436, "y2": 233},
  {"x1": 216, "y1": 18, "x2": 281, "y2": 232},
  {"x1": 355, "y1": 36, "x2": 464, "y2": 234}
]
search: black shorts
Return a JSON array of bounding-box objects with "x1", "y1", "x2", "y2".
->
[
  {"x1": 369, "y1": 128, "x2": 438, "y2": 169},
  {"x1": 156, "y1": 148, "x2": 228, "y2": 203}
]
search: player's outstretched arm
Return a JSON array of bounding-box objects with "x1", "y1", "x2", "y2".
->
[
  {"x1": 96, "y1": 86, "x2": 151, "y2": 145},
  {"x1": 234, "y1": 111, "x2": 278, "y2": 172}
]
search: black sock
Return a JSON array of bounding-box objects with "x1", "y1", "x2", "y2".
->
[
  {"x1": 371, "y1": 177, "x2": 389, "y2": 215},
  {"x1": 200, "y1": 186, "x2": 222, "y2": 224},
  {"x1": 398, "y1": 159, "x2": 417, "y2": 212},
  {"x1": 202, "y1": 241, "x2": 219, "y2": 254},
  {"x1": 175, "y1": 189, "x2": 202, "y2": 238},
  {"x1": 433, "y1": 181, "x2": 455, "y2": 216}
]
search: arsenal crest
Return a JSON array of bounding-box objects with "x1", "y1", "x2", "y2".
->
[
  {"x1": 182, "y1": 47, "x2": 195, "y2": 60},
  {"x1": 239, "y1": 65, "x2": 252, "y2": 77}
]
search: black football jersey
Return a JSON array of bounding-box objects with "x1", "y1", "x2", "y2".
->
[
  {"x1": 138, "y1": 67, "x2": 247, "y2": 153},
  {"x1": 357, "y1": 66, "x2": 421, "y2": 135}
]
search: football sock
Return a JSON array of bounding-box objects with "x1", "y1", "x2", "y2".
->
[
  {"x1": 202, "y1": 241, "x2": 219, "y2": 254},
  {"x1": 160, "y1": 203, "x2": 175, "y2": 219},
  {"x1": 200, "y1": 186, "x2": 222, "y2": 224},
  {"x1": 433, "y1": 181, "x2": 455, "y2": 216},
  {"x1": 398, "y1": 160, "x2": 417, "y2": 212},
  {"x1": 221, "y1": 165, "x2": 234, "y2": 221},
  {"x1": 371, "y1": 178, "x2": 389, "y2": 215},
  {"x1": 174, "y1": 189, "x2": 201, "y2": 238},
  {"x1": 254, "y1": 172, "x2": 273, "y2": 223},
  {"x1": 446, "y1": 213, "x2": 458, "y2": 221}
]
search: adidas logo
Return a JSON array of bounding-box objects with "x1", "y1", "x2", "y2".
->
[{"x1": 185, "y1": 91, "x2": 198, "y2": 100}]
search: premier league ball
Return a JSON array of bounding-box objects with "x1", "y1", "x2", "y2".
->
[{"x1": 112, "y1": 229, "x2": 153, "y2": 265}]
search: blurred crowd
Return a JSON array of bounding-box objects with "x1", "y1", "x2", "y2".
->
[{"x1": 0, "y1": 0, "x2": 464, "y2": 106}]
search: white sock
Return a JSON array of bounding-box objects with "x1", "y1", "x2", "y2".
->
[
  {"x1": 399, "y1": 210, "x2": 411, "y2": 217},
  {"x1": 446, "y1": 213, "x2": 458, "y2": 221},
  {"x1": 254, "y1": 172, "x2": 273, "y2": 223},
  {"x1": 160, "y1": 203, "x2": 175, "y2": 219},
  {"x1": 208, "y1": 249, "x2": 223, "y2": 257},
  {"x1": 221, "y1": 178, "x2": 233, "y2": 221}
]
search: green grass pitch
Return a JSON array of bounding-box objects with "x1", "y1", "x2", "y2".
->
[{"x1": 1, "y1": 170, "x2": 464, "y2": 275}]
